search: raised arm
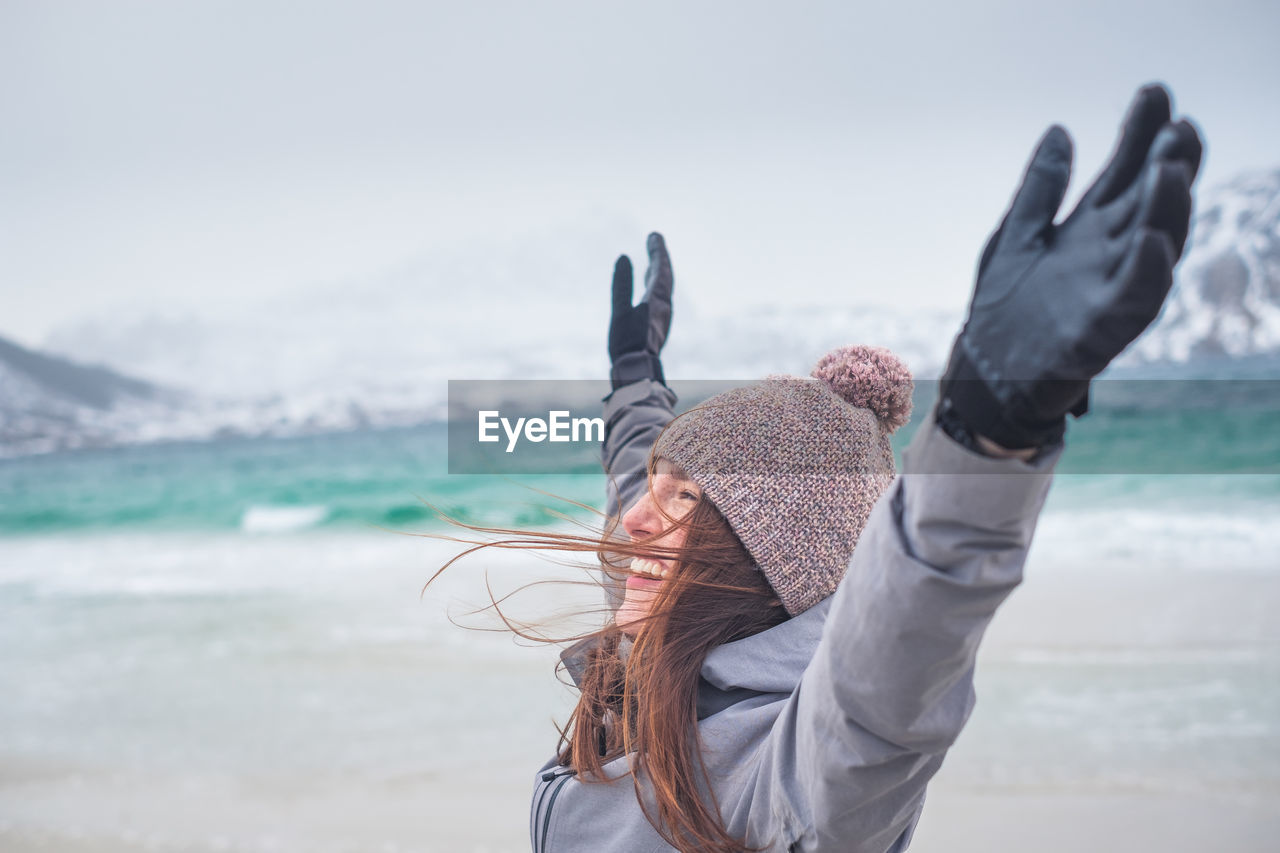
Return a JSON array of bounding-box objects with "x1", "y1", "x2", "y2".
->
[
  {"x1": 600, "y1": 233, "x2": 678, "y2": 605},
  {"x1": 759, "y1": 85, "x2": 1203, "y2": 852}
]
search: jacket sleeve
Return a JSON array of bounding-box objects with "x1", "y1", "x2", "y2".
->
[
  {"x1": 599, "y1": 379, "x2": 678, "y2": 608},
  {"x1": 763, "y1": 418, "x2": 1061, "y2": 853}
]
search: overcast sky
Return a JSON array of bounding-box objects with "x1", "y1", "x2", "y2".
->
[{"x1": 3, "y1": 0, "x2": 1278, "y2": 349}]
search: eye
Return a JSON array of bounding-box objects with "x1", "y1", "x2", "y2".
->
[{"x1": 678, "y1": 489, "x2": 700, "y2": 502}]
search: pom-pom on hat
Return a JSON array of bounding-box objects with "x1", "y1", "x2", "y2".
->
[{"x1": 653, "y1": 344, "x2": 913, "y2": 615}]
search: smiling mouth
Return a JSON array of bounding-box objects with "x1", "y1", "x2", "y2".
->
[
  {"x1": 625, "y1": 575, "x2": 664, "y2": 591},
  {"x1": 630, "y1": 557, "x2": 671, "y2": 579}
]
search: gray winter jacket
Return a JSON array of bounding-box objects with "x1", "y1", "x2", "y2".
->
[{"x1": 530, "y1": 379, "x2": 1059, "y2": 852}]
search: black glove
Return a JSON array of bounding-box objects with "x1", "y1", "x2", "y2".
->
[
  {"x1": 939, "y1": 84, "x2": 1203, "y2": 450},
  {"x1": 609, "y1": 232, "x2": 673, "y2": 390}
]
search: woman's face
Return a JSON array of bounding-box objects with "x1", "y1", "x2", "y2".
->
[{"x1": 616, "y1": 458, "x2": 703, "y2": 635}]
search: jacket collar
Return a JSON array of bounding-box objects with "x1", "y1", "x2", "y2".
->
[
  {"x1": 558, "y1": 597, "x2": 831, "y2": 715},
  {"x1": 699, "y1": 596, "x2": 830, "y2": 694}
]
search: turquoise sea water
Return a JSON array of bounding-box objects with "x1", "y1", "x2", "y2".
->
[
  {"x1": 0, "y1": 424, "x2": 605, "y2": 536},
  {"x1": 2, "y1": 380, "x2": 1277, "y2": 537}
]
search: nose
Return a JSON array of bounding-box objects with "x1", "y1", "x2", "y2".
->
[{"x1": 622, "y1": 492, "x2": 658, "y2": 541}]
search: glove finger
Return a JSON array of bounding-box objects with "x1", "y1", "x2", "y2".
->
[
  {"x1": 1100, "y1": 122, "x2": 1198, "y2": 245},
  {"x1": 1002, "y1": 125, "x2": 1073, "y2": 247},
  {"x1": 644, "y1": 233, "x2": 673, "y2": 353},
  {"x1": 1150, "y1": 119, "x2": 1204, "y2": 185},
  {"x1": 643, "y1": 232, "x2": 673, "y2": 307},
  {"x1": 976, "y1": 221, "x2": 1005, "y2": 279},
  {"x1": 1087, "y1": 229, "x2": 1176, "y2": 369},
  {"x1": 1140, "y1": 159, "x2": 1194, "y2": 260},
  {"x1": 1111, "y1": 227, "x2": 1177, "y2": 335},
  {"x1": 1103, "y1": 178, "x2": 1142, "y2": 239},
  {"x1": 1089, "y1": 84, "x2": 1172, "y2": 207},
  {"x1": 612, "y1": 255, "x2": 634, "y2": 315}
]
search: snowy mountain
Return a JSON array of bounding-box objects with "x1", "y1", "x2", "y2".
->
[
  {"x1": 16, "y1": 301, "x2": 958, "y2": 458},
  {"x1": 1129, "y1": 168, "x2": 1280, "y2": 363},
  {"x1": 0, "y1": 334, "x2": 181, "y2": 456}
]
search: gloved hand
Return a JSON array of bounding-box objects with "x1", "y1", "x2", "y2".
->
[
  {"x1": 609, "y1": 232, "x2": 674, "y2": 390},
  {"x1": 939, "y1": 84, "x2": 1203, "y2": 450}
]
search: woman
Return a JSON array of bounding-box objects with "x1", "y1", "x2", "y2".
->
[{"x1": 455, "y1": 85, "x2": 1201, "y2": 852}]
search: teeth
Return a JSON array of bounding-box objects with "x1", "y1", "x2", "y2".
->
[{"x1": 631, "y1": 558, "x2": 670, "y2": 579}]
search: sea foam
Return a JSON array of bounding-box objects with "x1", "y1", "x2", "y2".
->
[{"x1": 239, "y1": 505, "x2": 329, "y2": 534}]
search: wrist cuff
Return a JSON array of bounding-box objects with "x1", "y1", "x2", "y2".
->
[
  {"x1": 610, "y1": 352, "x2": 666, "y2": 390},
  {"x1": 939, "y1": 344, "x2": 1067, "y2": 450}
]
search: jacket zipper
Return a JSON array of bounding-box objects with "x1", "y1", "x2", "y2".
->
[
  {"x1": 531, "y1": 770, "x2": 558, "y2": 849},
  {"x1": 535, "y1": 768, "x2": 577, "y2": 852}
]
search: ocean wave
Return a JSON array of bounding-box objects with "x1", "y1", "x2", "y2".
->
[
  {"x1": 239, "y1": 505, "x2": 329, "y2": 534},
  {"x1": 1031, "y1": 506, "x2": 1280, "y2": 573}
]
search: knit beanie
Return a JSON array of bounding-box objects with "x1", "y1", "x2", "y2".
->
[{"x1": 653, "y1": 345, "x2": 913, "y2": 616}]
